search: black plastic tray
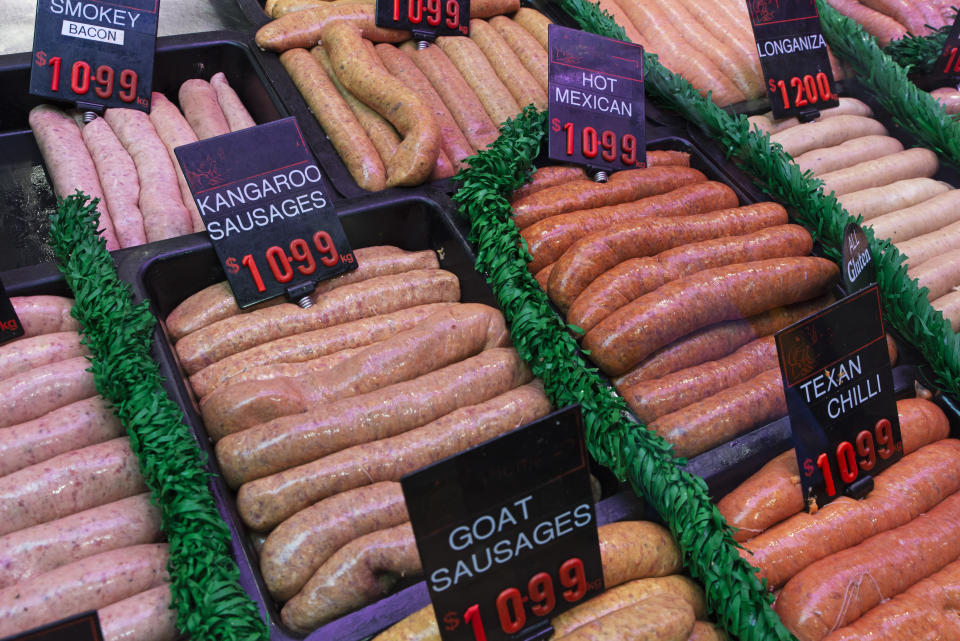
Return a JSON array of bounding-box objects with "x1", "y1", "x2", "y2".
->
[
  {"x1": 0, "y1": 31, "x2": 300, "y2": 273},
  {"x1": 121, "y1": 191, "x2": 635, "y2": 641}
]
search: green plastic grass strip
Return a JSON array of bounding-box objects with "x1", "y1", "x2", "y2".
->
[
  {"x1": 884, "y1": 15, "x2": 954, "y2": 72},
  {"x1": 48, "y1": 192, "x2": 268, "y2": 641}
]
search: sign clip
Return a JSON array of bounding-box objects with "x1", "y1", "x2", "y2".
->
[
  {"x1": 798, "y1": 108, "x2": 821, "y2": 123},
  {"x1": 844, "y1": 475, "x2": 874, "y2": 500},
  {"x1": 286, "y1": 282, "x2": 316, "y2": 309},
  {"x1": 77, "y1": 101, "x2": 104, "y2": 124}
]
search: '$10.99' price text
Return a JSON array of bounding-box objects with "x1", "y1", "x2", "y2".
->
[
  {"x1": 768, "y1": 72, "x2": 836, "y2": 113},
  {"x1": 551, "y1": 119, "x2": 640, "y2": 167},
  {"x1": 804, "y1": 418, "x2": 902, "y2": 497},
  {"x1": 224, "y1": 230, "x2": 354, "y2": 293},
  {"x1": 34, "y1": 51, "x2": 144, "y2": 106},
  {"x1": 443, "y1": 558, "x2": 600, "y2": 641},
  {"x1": 392, "y1": 0, "x2": 465, "y2": 33}
]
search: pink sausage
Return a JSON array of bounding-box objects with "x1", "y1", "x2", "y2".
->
[
  {"x1": 210, "y1": 72, "x2": 257, "y2": 131},
  {"x1": 148, "y1": 92, "x2": 204, "y2": 232},
  {"x1": 179, "y1": 78, "x2": 231, "y2": 139},
  {"x1": 83, "y1": 116, "x2": 147, "y2": 248}
]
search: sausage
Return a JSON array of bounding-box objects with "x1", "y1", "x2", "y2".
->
[
  {"x1": 823, "y1": 0, "x2": 907, "y2": 46},
  {"x1": 688, "y1": 622, "x2": 729, "y2": 641},
  {"x1": 175, "y1": 268, "x2": 460, "y2": 374},
  {"x1": 200, "y1": 303, "x2": 509, "y2": 434},
  {"x1": 774, "y1": 491, "x2": 960, "y2": 641},
  {"x1": 583, "y1": 257, "x2": 838, "y2": 376},
  {"x1": 281, "y1": 522, "x2": 420, "y2": 632},
  {"x1": 371, "y1": 605, "x2": 439, "y2": 641},
  {"x1": 232, "y1": 348, "x2": 532, "y2": 528},
  {"x1": 768, "y1": 115, "x2": 887, "y2": 157},
  {"x1": 868, "y1": 189, "x2": 960, "y2": 243},
  {"x1": 745, "y1": 439, "x2": 960, "y2": 590},
  {"x1": 0, "y1": 543, "x2": 169, "y2": 639},
  {"x1": 793, "y1": 135, "x2": 904, "y2": 176},
  {"x1": 436, "y1": 36, "x2": 521, "y2": 127},
  {"x1": 0, "y1": 493, "x2": 162, "y2": 588},
  {"x1": 272, "y1": 0, "x2": 371, "y2": 16},
  {"x1": 82, "y1": 116, "x2": 147, "y2": 248},
  {"x1": 0, "y1": 395, "x2": 124, "y2": 477},
  {"x1": 489, "y1": 15, "x2": 548, "y2": 91},
  {"x1": 103, "y1": 108, "x2": 193, "y2": 242},
  {"x1": 857, "y1": 0, "x2": 933, "y2": 36},
  {"x1": 512, "y1": 166, "x2": 710, "y2": 230},
  {"x1": 535, "y1": 264, "x2": 554, "y2": 290},
  {"x1": 556, "y1": 594, "x2": 695, "y2": 641},
  {"x1": 756, "y1": 98, "x2": 874, "y2": 136},
  {"x1": 931, "y1": 86, "x2": 960, "y2": 114},
  {"x1": 98, "y1": 584, "x2": 177, "y2": 641},
  {"x1": 255, "y1": 3, "x2": 407, "y2": 52},
  {"x1": 672, "y1": 0, "x2": 762, "y2": 93},
  {"x1": 552, "y1": 576, "x2": 706, "y2": 637},
  {"x1": 375, "y1": 44, "x2": 475, "y2": 171},
  {"x1": 409, "y1": 43, "x2": 500, "y2": 150},
  {"x1": 209, "y1": 345, "x2": 365, "y2": 392},
  {"x1": 511, "y1": 166, "x2": 588, "y2": 202},
  {"x1": 0, "y1": 331, "x2": 87, "y2": 382},
  {"x1": 168, "y1": 246, "x2": 438, "y2": 341},
  {"x1": 0, "y1": 356, "x2": 97, "y2": 428},
  {"x1": 469, "y1": 19, "x2": 546, "y2": 111},
  {"x1": 209, "y1": 72, "x2": 256, "y2": 131},
  {"x1": 526, "y1": 180, "x2": 735, "y2": 274},
  {"x1": 147, "y1": 92, "x2": 203, "y2": 232},
  {"x1": 550, "y1": 203, "x2": 790, "y2": 316},
  {"x1": 837, "y1": 178, "x2": 951, "y2": 222},
  {"x1": 189, "y1": 303, "x2": 452, "y2": 399},
  {"x1": 0, "y1": 437, "x2": 147, "y2": 536},
  {"x1": 599, "y1": 521, "x2": 683, "y2": 587},
  {"x1": 614, "y1": 295, "x2": 832, "y2": 387},
  {"x1": 178, "y1": 78, "x2": 231, "y2": 140},
  {"x1": 623, "y1": 336, "x2": 779, "y2": 423},
  {"x1": 568, "y1": 224, "x2": 813, "y2": 332},
  {"x1": 29, "y1": 105, "x2": 119, "y2": 250},
  {"x1": 280, "y1": 48, "x2": 386, "y2": 191},
  {"x1": 512, "y1": 7, "x2": 551, "y2": 50},
  {"x1": 818, "y1": 148, "x2": 939, "y2": 197},
  {"x1": 469, "y1": 0, "x2": 520, "y2": 17},
  {"x1": 595, "y1": 0, "x2": 650, "y2": 47},
  {"x1": 650, "y1": 368, "x2": 787, "y2": 458},
  {"x1": 258, "y1": 382, "x2": 550, "y2": 536},
  {"x1": 261, "y1": 481, "x2": 408, "y2": 601},
  {"x1": 10, "y1": 296, "x2": 78, "y2": 337}
]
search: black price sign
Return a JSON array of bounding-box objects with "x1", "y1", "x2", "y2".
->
[
  {"x1": 933, "y1": 13, "x2": 960, "y2": 78},
  {"x1": 175, "y1": 117, "x2": 355, "y2": 309},
  {"x1": 746, "y1": 0, "x2": 839, "y2": 119},
  {"x1": 2, "y1": 611, "x2": 102, "y2": 641},
  {"x1": 776, "y1": 285, "x2": 902, "y2": 511},
  {"x1": 402, "y1": 406, "x2": 604, "y2": 641},
  {"x1": 547, "y1": 24, "x2": 646, "y2": 172},
  {"x1": 0, "y1": 279, "x2": 24, "y2": 345},
  {"x1": 375, "y1": 0, "x2": 468, "y2": 38},
  {"x1": 29, "y1": 0, "x2": 159, "y2": 111},
  {"x1": 841, "y1": 223, "x2": 875, "y2": 293}
]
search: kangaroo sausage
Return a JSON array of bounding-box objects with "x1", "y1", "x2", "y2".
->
[{"x1": 0, "y1": 356, "x2": 98, "y2": 428}]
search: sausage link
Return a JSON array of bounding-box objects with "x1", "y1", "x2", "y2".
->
[
  {"x1": 178, "y1": 78, "x2": 231, "y2": 140},
  {"x1": 0, "y1": 493, "x2": 162, "y2": 588},
  {"x1": 469, "y1": 19, "x2": 546, "y2": 110},
  {"x1": 210, "y1": 72, "x2": 256, "y2": 131},
  {"x1": 261, "y1": 481, "x2": 408, "y2": 601},
  {"x1": 583, "y1": 257, "x2": 838, "y2": 376},
  {"x1": 200, "y1": 303, "x2": 509, "y2": 434},
  {"x1": 0, "y1": 437, "x2": 147, "y2": 536},
  {"x1": 823, "y1": 0, "x2": 907, "y2": 46},
  {"x1": 469, "y1": 0, "x2": 520, "y2": 17},
  {"x1": 0, "y1": 544, "x2": 169, "y2": 639},
  {"x1": 175, "y1": 268, "x2": 460, "y2": 374},
  {"x1": 651, "y1": 368, "x2": 787, "y2": 458},
  {"x1": 0, "y1": 356, "x2": 97, "y2": 428},
  {"x1": 489, "y1": 15, "x2": 548, "y2": 91},
  {"x1": 569, "y1": 224, "x2": 813, "y2": 332},
  {"x1": 437, "y1": 36, "x2": 521, "y2": 126},
  {"x1": 29, "y1": 105, "x2": 119, "y2": 250},
  {"x1": 148, "y1": 92, "x2": 203, "y2": 232},
  {"x1": 10, "y1": 296, "x2": 78, "y2": 337},
  {"x1": 255, "y1": 3, "x2": 407, "y2": 52},
  {"x1": 688, "y1": 622, "x2": 730, "y2": 641},
  {"x1": 512, "y1": 7, "x2": 550, "y2": 49},
  {"x1": 189, "y1": 302, "x2": 451, "y2": 399},
  {"x1": 558, "y1": 594, "x2": 695, "y2": 641},
  {"x1": 98, "y1": 584, "x2": 177, "y2": 641},
  {"x1": 232, "y1": 348, "x2": 532, "y2": 528},
  {"x1": 0, "y1": 331, "x2": 87, "y2": 382},
  {"x1": 511, "y1": 166, "x2": 587, "y2": 202},
  {"x1": 549, "y1": 203, "x2": 788, "y2": 313},
  {"x1": 0, "y1": 396, "x2": 123, "y2": 477}
]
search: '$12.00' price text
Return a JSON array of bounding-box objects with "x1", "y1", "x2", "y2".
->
[
  {"x1": 442, "y1": 557, "x2": 600, "y2": 641},
  {"x1": 803, "y1": 418, "x2": 902, "y2": 497},
  {"x1": 34, "y1": 51, "x2": 144, "y2": 106},
  {"x1": 768, "y1": 73, "x2": 836, "y2": 113},
  {"x1": 551, "y1": 119, "x2": 640, "y2": 167},
  {"x1": 224, "y1": 230, "x2": 354, "y2": 293}
]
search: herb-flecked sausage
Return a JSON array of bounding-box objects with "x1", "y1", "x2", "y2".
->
[
  {"x1": 10, "y1": 295, "x2": 78, "y2": 337},
  {"x1": 0, "y1": 331, "x2": 87, "y2": 382},
  {"x1": 98, "y1": 584, "x2": 177, "y2": 641},
  {"x1": 0, "y1": 356, "x2": 97, "y2": 428}
]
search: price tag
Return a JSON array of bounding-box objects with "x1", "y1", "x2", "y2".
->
[
  {"x1": 776, "y1": 285, "x2": 902, "y2": 512},
  {"x1": 841, "y1": 223, "x2": 875, "y2": 293},
  {"x1": 0, "y1": 279, "x2": 24, "y2": 345},
  {"x1": 547, "y1": 24, "x2": 646, "y2": 172},
  {"x1": 29, "y1": 0, "x2": 159, "y2": 111},
  {"x1": 402, "y1": 405, "x2": 604, "y2": 641},
  {"x1": 933, "y1": 13, "x2": 960, "y2": 79},
  {"x1": 175, "y1": 117, "x2": 355, "y2": 309},
  {"x1": 746, "y1": 0, "x2": 839, "y2": 119},
  {"x1": 375, "y1": 0, "x2": 468, "y2": 38},
  {"x1": 2, "y1": 611, "x2": 102, "y2": 641}
]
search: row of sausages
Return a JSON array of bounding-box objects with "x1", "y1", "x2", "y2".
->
[
  {"x1": 28, "y1": 73, "x2": 256, "y2": 249},
  {"x1": 258, "y1": 0, "x2": 551, "y2": 190},
  {"x1": 512, "y1": 161, "x2": 837, "y2": 457},
  {"x1": 166, "y1": 246, "x2": 556, "y2": 633},
  {"x1": 0, "y1": 296, "x2": 175, "y2": 641},
  {"x1": 824, "y1": 0, "x2": 953, "y2": 44}
]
